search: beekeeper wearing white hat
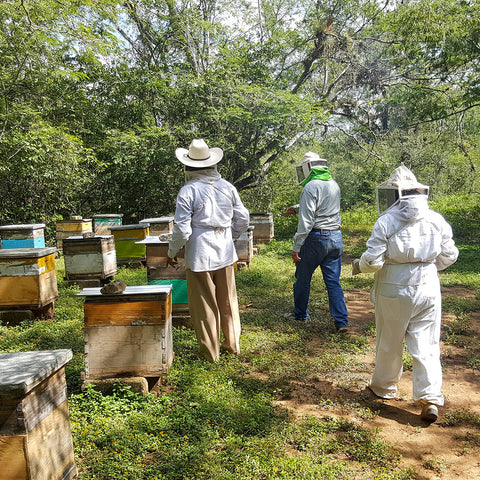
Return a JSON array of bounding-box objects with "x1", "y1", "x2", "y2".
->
[
  {"x1": 352, "y1": 165, "x2": 459, "y2": 422},
  {"x1": 167, "y1": 139, "x2": 250, "y2": 362}
]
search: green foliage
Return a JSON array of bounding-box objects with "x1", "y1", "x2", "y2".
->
[
  {"x1": 0, "y1": 121, "x2": 98, "y2": 224},
  {"x1": 90, "y1": 127, "x2": 179, "y2": 219},
  {"x1": 431, "y1": 194, "x2": 480, "y2": 242}
]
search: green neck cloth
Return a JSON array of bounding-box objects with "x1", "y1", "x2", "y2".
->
[{"x1": 301, "y1": 167, "x2": 332, "y2": 187}]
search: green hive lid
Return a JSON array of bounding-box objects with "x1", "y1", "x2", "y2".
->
[{"x1": 0, "y1": 349, "x2": 72, "y2": 394}]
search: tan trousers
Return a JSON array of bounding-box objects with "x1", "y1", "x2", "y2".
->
[{"x1": 186, "y1": 265, "x2": 241, "y2": 362}]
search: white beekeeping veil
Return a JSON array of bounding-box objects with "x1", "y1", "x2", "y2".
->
[{"x1": 376, "y1": 165, "x2": 429, "y2": 215}]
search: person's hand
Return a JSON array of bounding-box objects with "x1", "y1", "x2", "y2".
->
[
  {"x1": 167, "y1": 256, "x2": 178, "y2": 267},
  {"x1": 283, "y1": 206, "x2": 297, "y2": 216},
  {"x1": 291, "y1": 251, "x2": 301, "y2": 264},
  {"x1": 351, "y1": 258, "x2": 361, "y2": 275}
]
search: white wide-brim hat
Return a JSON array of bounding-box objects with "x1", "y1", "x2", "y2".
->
[{"x1": 175, "y1": 139, "x2": 223, "y2": 168}]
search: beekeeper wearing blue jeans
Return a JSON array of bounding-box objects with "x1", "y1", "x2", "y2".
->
[
  {"x1": 284, "y1": 152, "x2": 349, "y2": 332},
  {"x1": 352, "y1": 165, "x2": 458, "y2": 422},
  {"x1": 167, "y1": 139, "x2": 250, "y2": 362}
]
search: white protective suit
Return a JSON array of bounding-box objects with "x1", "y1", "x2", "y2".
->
[{"x1": 358, "y1": 169, "x2": 458, "y2": 405}]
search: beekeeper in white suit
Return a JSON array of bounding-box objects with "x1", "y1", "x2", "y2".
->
[
  {"x1": 167, "y1": 139, "x2": 250, "y2": 362},
  {"x1": 352, "y1": 165, "x2": 458, "y2": 423}
]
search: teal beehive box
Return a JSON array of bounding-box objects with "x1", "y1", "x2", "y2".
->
[{"x1": 0, "y1": 224, "x2": 45, "y2": 249}]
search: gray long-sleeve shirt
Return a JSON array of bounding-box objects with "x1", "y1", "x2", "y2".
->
[{"x1": 292, "y1": 179, "x2": 342, "y2": 252}]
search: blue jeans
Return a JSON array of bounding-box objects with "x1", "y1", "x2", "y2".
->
[{"x1": 293, "y1": 230, "x2": 348, "y2": 329}]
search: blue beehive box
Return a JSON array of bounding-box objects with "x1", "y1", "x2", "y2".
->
[{"x1": 0, "y1": 224, "x2": 45, "y2": 249}]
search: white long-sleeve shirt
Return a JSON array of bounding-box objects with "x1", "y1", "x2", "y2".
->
[
  {"x1": 168, "y1": 169, "x2": 250, "y2": 272},
  {"x1": 359, "y1": 196, "x2": 458, "y2": 285}
]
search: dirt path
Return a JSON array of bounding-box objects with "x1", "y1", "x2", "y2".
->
[{"x1": 274, "y1": 287, "x2": 480, "y2": 479}]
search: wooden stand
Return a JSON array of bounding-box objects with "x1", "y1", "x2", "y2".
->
[
  {"x1": 0, "y1": 349, "x2": 77, "y2": 480},
  {"x1": 78, "y1": 285, "x2": 174, "y2": 383}
]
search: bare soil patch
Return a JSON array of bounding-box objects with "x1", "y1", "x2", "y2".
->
[{"x1": 274, "y1": 287, "x2": 480, "y2": 480}]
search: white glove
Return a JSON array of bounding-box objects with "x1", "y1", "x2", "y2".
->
[{"x1": 352, "y1": 258, "x2": 361, "y2": 275}]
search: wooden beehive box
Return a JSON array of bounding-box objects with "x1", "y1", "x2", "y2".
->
[
  {"x1": 139, "y1": 216, "x2": 174, "y2": 236},
  {"x1": 137, "y1": 238, "x2": 188, "y2": 314},
  {"x1": 249, "y1": 212, "x2": 274, "y2": 244},
  {"x1": 234, "y1": 226, "x2": 254, "y2": 265},
  {"x1": 139, "y1": 238, "x2": 186, "y2": 280},
  {"x1": 0, "y1": 224, "x2": 46, "y2": 249},
  {"x1": 0, "y1": 349, "x2": 77, "y2": 480},
  {"x1": 78, "y1": 285, "x2": 174, "y2": 379},
  {"x1": 110, "y1": 224, "x2": 149, "y2": 265},
  {"x1": 0, "y1": 247, "x2": 58, "y2": 310},
  {"x1": 63, "y1": 235, "x2": 117, "y2": 287},
  {"x1": 56, "y1": 217, "x2": 92, "y2": 250},
  {"x1": 93, "y1": 214, "x2": 123, "y2": 235}
]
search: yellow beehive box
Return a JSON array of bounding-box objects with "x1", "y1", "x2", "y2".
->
[
  {"x1": 0, "y1": 247, "x2": 58, "y2": 309},
  {"x1": 56, "y1": 216, "x2": 92, "y2": 249}
]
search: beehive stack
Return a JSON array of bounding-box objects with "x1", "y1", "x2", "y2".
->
[
  {"x1": 110, "y1": 224, "x2": 149, "y2": 265},
  {"x1": 249, "y1": 212, "x2": 274, "y2": 244},
  {"x1": 92, "y1": 214, "x2": 124, "y2": 234},
  {"x1": 0, "y1": 247, "x2": 58, "y2": 322},
  {"x1": 78, "y1": 285, "x2": 174, "y2": 381},
  {"x1": 63, "y1": 235, "x2": 117, "y2": 287},
  {"x1": 0, "y1": 349, "x2": 77, "y2": 480},
  {"x1": 139, "y1": 216, "x2": 174, "y2": 236},
  {"x1": 138, "y1": 237, "x2": 188, "y2": 314},
  {"x1": 56, "y1": 216, "x2": 92, "y2": 250},
  {"x1": 0, "y1": 224, "x2": 46, "y2": 249}
]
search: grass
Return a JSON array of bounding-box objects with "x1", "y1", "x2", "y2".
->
[{"x1": 1, "y1": 197, "x2": 479, "y2": 479}]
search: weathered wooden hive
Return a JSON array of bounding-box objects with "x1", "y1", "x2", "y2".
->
[
  {"x1": 78, "y1": 285, "x2": 174, "y2": 380},
  {"x1": 56, "y1": 216, "x2": 92, "y2": 250},
  {"x1": 110, "y1": 224, "x2": 149, "y2": 265},
  {"x1": 234, "y1": 225, "x2": 254, "y2": 266},
  {"x1": 62, "y1": 235, "x2": 117, "y2": 287},
  {"x1": 0, "y1": 247, "x2": 58, "y2": 321},
  {"x1": 92, "y1": 214, "x2": 124, "y2": 234},
  {"x1": 139, "y1": 216, "x2": 174, "y2": 236},
  {"x1": 138, "y1": 237, "x2": 188, "y2": 314},
  {"x1": 249, "y1": 212, "x2": 274, "y2": 244},
  {"x1": 0, "y1": 224, "x2": 46, "y2": 249},
  {"x1": 0, "y1": 349, "x2": 77, "y2": 480}
]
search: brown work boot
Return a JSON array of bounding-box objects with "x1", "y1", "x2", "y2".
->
[{"x1": 421, "y1": 403, "x2": 438, "y2": 423}]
